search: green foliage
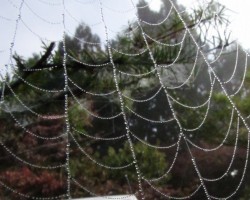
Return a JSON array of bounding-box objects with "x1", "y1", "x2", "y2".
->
[
  {"x1": 240, "y1": 186, "x2": 250, "y2": 200},
  {"x1": 103, "y1": 142, "x2": 170, "y2": 184},
  {"x1": 235, "y1": 97, "x2": 250, "y2": 116},
  {"x1": 213, "y1": 92, "x2": 229, "y2": 104},
  {"x1": 68, "y1": 100, "x2": 92, "y2": 130}
]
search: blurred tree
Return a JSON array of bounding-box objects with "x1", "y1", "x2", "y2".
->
[{"x1": 0, "y1": 0, "x2": 248, "y2": 199}]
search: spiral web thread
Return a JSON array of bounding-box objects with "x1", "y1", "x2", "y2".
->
[{"x1": 0, "y1": 0, "x2": 250, "y2": 199}]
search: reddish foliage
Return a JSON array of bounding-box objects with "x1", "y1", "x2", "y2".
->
[
  {"x1": 0, "y1": 167, "x2": 65, "y2": 199},
  {"x1": 0, "y1": 116, "x2": 249, "y2": 199}
]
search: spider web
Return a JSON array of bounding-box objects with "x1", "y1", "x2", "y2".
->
[{"x1": 0, "y1": 0, "x2": 249, "y2": 199}]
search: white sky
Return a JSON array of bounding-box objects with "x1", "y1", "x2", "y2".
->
[
  {"x1": 180, "y1": 0, "x2": 250, "y2": 50},
  {"x1": 0, "y1": 0, "x2": 162, "y2": 64},
  {"x1": 0, "y1": 0, "x2": 249, "y2": 69}
]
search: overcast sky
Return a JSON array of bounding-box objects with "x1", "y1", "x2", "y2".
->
[
  {"x1": 0, "y1": 0, "x2": 249, "y2": 69},
  {"x1": 182, "y1": 0, "x2": 250, "y2": 49},
  {"x1": 0, "y1": 0, "x2": 158, "y2": 67}
]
